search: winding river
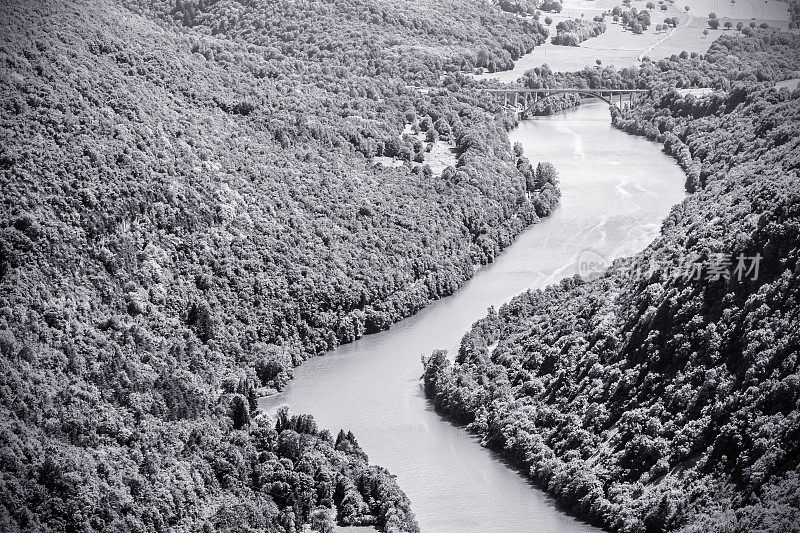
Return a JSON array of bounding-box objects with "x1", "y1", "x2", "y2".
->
[{"x1": 260, "y1": 102, "x2": 687, "y2": 532}]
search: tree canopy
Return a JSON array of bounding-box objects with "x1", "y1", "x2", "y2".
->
[
  {"x1": 425, "y1": 30, "x2": 800, "y2": 533},
  {"x1": 0, "y1": 0, "x2": 559, "y2": 530}
]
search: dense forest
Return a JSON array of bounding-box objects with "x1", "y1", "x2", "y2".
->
[
  {"x1": 0, "y1": 0, "x2": 562, "y2": 530},
  {"x1": 425, "y1": 31, "x2": 800, "y2": 532},
  {"x1": 4, "y1": 405, "x2": 419, "y2": 532}
]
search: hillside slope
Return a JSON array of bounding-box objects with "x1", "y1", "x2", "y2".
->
[
  {"x1": 0, "y1": 0, "x2": 556, "y2": 530},
  {"x1": 425, "y1": 31, "x2": 800, "y2": 532}
]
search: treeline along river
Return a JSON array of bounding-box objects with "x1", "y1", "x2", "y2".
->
[{"x1": 260, "y1": 101, "x2": 687, "y2": 532}]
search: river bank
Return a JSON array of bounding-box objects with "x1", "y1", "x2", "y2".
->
[
  {"x1": 260, "y1": 101, "x2": 687, "y2": 533},
  {"x1": 423, "y1": 38, "x2": 800, "y2": 531}
]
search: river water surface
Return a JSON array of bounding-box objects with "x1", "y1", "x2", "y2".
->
[{"x1": 260, "y1": 102, "x2": 687, "y2": 532}]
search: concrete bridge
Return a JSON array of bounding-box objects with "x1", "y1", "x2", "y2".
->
[{"x1": 484, "y1": 88, "x2": 649, "y2": 117}]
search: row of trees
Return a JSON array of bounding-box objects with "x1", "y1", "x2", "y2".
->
[
  {"x1": 550, "y1": 18, "x2": 607, "y2": 46},
  {"x1": 707, "y1": 12, "x2": 745, "y2": 31},
  {"x1": 426, "y1": 30, "x2": 800, "y2": 533}
]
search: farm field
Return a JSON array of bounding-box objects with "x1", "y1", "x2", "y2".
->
[
  {"x1": 565, "y1": 0, "x2": 790, "y2": 21},
  {"x1": 475, "y1": 0, "x2": 791, "y2": 79}
]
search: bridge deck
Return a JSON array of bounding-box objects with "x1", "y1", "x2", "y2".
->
[
  {"x1": 484, "y1": 88, "x2": 648, "y2": 94},
  {"x1": 484, "y1": 87, "x2": 649, "y2": 113}
]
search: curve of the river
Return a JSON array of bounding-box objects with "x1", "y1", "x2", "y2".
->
[{"x1": 260, "y1": 102, "x2": 687, "y2": 533}]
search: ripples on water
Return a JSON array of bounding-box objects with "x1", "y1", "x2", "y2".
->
[{"x1": 260, "y1": 102, "x2": 687, "y2": 533}]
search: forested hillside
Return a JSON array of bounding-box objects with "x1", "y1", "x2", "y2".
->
[
  {"x1": 425, "y1": 31, "x2": 800, "y2": 532},
  {"x1": 502, "y1": 31, "x2": 798, "y2": 114},
  {"x1": 0, "y1": 0, "x2": 558, "y2": 530}
]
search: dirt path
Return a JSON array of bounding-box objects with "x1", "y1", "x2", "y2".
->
[{"x1": 639, "y1": 5, "x2": 694, "y2": 60}]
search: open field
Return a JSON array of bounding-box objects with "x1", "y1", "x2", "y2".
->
[
  {"x1": 776, "y1": 77, "x2": 800, "y2": 89},
  {"x1": 679, "y1": 0, "x2": 790, "y2": 21},
  {"x1": 475, "y1": 0, "x2": 791, "y2": 78},
  {"x1": 565, "y1": 0, "x2": 790, "y2": 21},
  {"x1": 473, "y1": 21, "x2": 664, "y2": 81},
  {"x1": 475, "y1": 4, "x2": 692, "y2": 79},
  {"x1": 374, "y1": 123, "x2": 457, "y2": 174}
]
